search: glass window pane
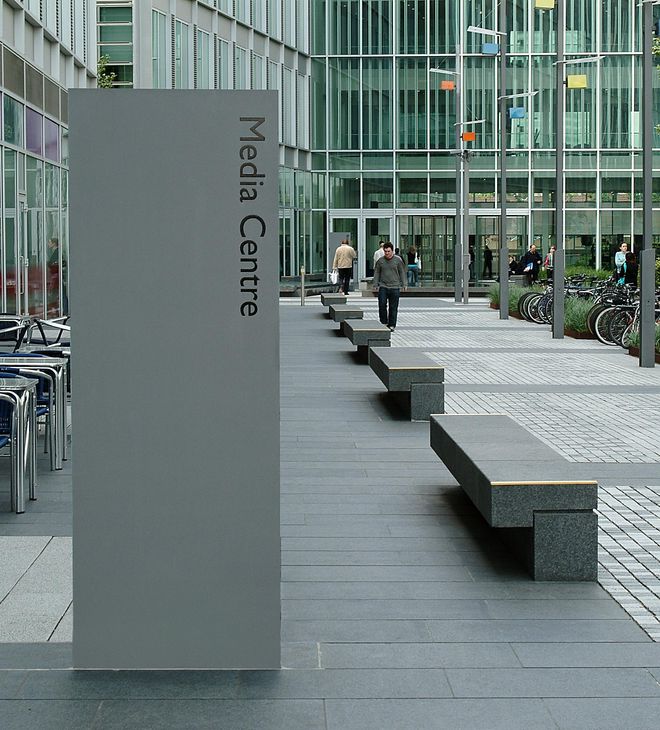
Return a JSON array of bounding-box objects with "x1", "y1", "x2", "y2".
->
[
  {"x1": 397, "y1": 58, "x2": 427, "y2": 149},
  {"x1": 99, "y1": 26, "x2": 132, "y2": 42},
  {"x1": 430, "y1": 173, "x2": 456, "y2": 206},
  {"x1": 26, "y1": 108, "x2": 43, "y2": 156},
  {"x1": 602, "y1": 0, "x2": 632, "y2": 52},
  {"x1": 399, "y1": 0, "x2": 426, "y2": 54},
  {"x1": 398, "y1": 173, "x2": 427, "y2": 207},
  {"x1": 4, "y1": 96, "x2": 24, "y2": 147},
  {"x1": 329, "y1": 0, "x2": 359, "y2": 54},
  {"x1": 362, "y1": 59, "x2": 392, "y2": 150},
  {"x1": 566, "y1": 0, "x2": 595, "y2": 53},
  {"x1": 99, "y1": 7, "x2": 132, "y2": 22},
  {"x1": 363, "y1": 173, "x2": 393, "y2": 207},
  {"x1": 329, "y1": 172, "x2": 360, "y2": 207},
  {"x1": 430, "y1": 0, "x2": 456, "y2": 53},
  {"x1": 44, "y1": 119, "x2": 59, "y2": 162},
  {"x1": 99, "y1": 45, "x2": 133, "y2": 63},
  {"x1": 362, "y1": 0, "x2": 392, "y2": 54},
  {"x1": 329, "y1": 59, "x2": 359, "y2": 149}
]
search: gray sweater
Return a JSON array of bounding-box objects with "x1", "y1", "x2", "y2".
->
[{"x1": 373, "y1": 255, "x2": 407, "y2": 289}]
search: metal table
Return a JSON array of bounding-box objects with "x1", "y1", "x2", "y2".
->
[
  {"x1": 0, "y1": 375, "x2": 38, "y2": 513},
  {"x1": 0, "y1": 356, "x2": 68, "y2": 470}
]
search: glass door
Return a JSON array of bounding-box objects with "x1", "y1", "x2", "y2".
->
[
  {"x1": 474, "y1": 215, "x2": 528, "y2": 283},
  {"x1": 398, "y1": 215, "x2": 455, "y2": 285}
]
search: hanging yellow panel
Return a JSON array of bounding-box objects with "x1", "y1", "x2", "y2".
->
[
  {"x1": 535, "y1": 0, "x2": 556, "y2": 9},
  {"x1": 566, "y1": 74, "x2": 588, "y2": 89},
  {"x1": 440, "y1": 80, "x2": 455, "y2": 91}
]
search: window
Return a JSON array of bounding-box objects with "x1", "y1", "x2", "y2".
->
[
  {"x1": 26, "y1": 108, "x2": 43, "y2": 156},
  {"x1": 174, "y1": 20, "x2": 190, "y2": 88},
  {"x1": 4, "y1": 96, "x2": 24, "y2": 147},
  {"x1": 152, "y1": 10, "x2": 167, "y2": 89},
  {"x1": 234, "y1": 46, "x2": 249, "y2": 90},
  {"x1": 282, "y1": 67, "x2": 295, "y2": 146},
  {"x1": 218, "y1": 40, "x2": 232, "y2": 89},
  {"x1": 252, "y1": 53, "x2": 266, "y2": 90},
  {"x1": 196, "y1": 29, "x2": 211, "y2": 89},
  {"x1": 97, "y1": 3, "x2": 133, "y2": 87}
]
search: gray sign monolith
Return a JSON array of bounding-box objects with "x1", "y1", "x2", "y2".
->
[{"x1": 70, "y1": 91, "x2": 280, "y2": 669}]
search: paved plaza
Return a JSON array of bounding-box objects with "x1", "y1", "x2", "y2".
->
[{"x1": 1, "y1": 296, "x2": 660, "y2": 727}]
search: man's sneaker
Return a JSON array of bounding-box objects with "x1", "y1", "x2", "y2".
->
[{"x1": 389, "y1": 326, "x2": 395, "y2": 331}]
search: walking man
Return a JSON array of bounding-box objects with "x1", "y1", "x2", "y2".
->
[
  {"x1": 372, "y1": 241, "x2": 407, "y2": 331},
  {"x1": 332, "y1": 237, "x2": 357, "y2": 295}
]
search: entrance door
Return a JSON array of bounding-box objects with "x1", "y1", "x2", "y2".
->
[
  {"x1": 329, "y1": 217, "x2": 358, "y2": 284},
  {"x1": 473, "y1": 215, "x2": 528, "y2": 283},
  {"x1": 398, "y1": 215, "x2": 455, "y2": 285}
]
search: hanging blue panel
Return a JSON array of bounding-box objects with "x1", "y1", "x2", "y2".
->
[
  {"x1": 509, "y1": 107, "x2": 526, "y2": 119},
  {"x1": 481, "y1": 42, "x2": 500, "y2": 55}
]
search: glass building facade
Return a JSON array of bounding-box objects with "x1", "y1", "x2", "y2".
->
[
  {"x1": 311, "y1": 0, "x2": 660, "y2": 283},
  {"x1": 96, "y1": 1, "x2": 659, "y2": 286},
  {"x1": 0, "y1": 1, "x2": 94, "y2": 318}
]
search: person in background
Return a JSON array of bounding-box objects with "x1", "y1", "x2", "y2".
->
[
  {"x1": 373, "y1": 240, "x2": 385, "y2": 269},
  {"x1": 407, "y1": 245, "x2": 419, "y2": 287},
  {"x1": 618, "y1": 251, "x2": 638, "y2": 287},
  {"x1": 508, "y1": 255, "x2": 518, "y2": 277},
  {"x1": 332, "y1": 237, "x2": 357, "y2": 295},
  {"x1": 543, "y1": 244, "x2": 556, "y2": 282},
  {"x1": 614, "y1": 242, "x2": 628, "y2": 277},
  {"x1": 519, "y1": 244, "x2": 542, "y2": 285},
  {"x1": 483, "y1": 244, "x2": 493, "y2": 279},
  {"x1": 372, "y1": 242, "x2": 407, "y2": 331}
]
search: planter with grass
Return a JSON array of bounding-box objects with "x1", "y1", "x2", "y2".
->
[
  {"x1": 564, "y1": 296, "x2": 593, "y2": 338},
  {"x1": 627, "y1": 326, "x2": 660, "y2": 363},
  {"x1": 488, "y1": 283, "x2": 500, "y2": 310}
]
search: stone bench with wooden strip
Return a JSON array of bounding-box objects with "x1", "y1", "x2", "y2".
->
[
  {"x1": 430, "y1": 413, "x2": 598, "y2": 581},
  {"x1": 342, "y1": 320, "x2": 391, "y2": 362},
  {"x1": 321, "y1": 293, "x2": 347, "y2": 308},
  {"x1": 368, "y1": 347, "x2": 444, "y2": 421},
  {"x1": 329, "y1": 305, "x2": 364, "y2": 333}
]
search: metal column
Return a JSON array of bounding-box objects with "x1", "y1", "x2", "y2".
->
[{"x1": 552, "y1": 0, "x2": 565, "y2": 339}]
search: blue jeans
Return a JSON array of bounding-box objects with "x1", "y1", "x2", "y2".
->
[
  {"x1": 407, "y1": 265, "x2": 418, "y2": 286},
  {"x1": 378, "y1": 286, "x2": 400, "y2": 328}
]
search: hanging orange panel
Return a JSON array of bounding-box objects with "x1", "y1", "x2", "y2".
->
[
  {"x1": 462, "y1": 131, "x2": 476, "y2": 142},
  {"x1": 440, "y1": 80, "x2": 455, "y2": 91}
]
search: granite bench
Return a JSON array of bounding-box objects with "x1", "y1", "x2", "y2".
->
[
  {"x1": 329, "y1": 305, "x2": 364, "y2": 330},
  {"x1": 368, "y1": 348, "x2": 445, "y2": 421},
  {"x1": 321, "y1": 293, "x2": 347, "y2": 307},
  {"x1": 343, "y1": 320, "x2": 391, "y2": 362},
  {"x1": 430, "y1": 414, "x2": 598, "y2": 581}
]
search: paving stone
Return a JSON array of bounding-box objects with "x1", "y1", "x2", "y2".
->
[
  {"x1": 0, "y1": 699, "x2": 101, "y2": 729},
  {"x1": 319, "y1": 642, "x2": 521, "y2": 669},
  {"x1": 543, "y1": 698, "x2": 660, "y2": 729},
  {"x1": 325, "y1": 698, "x2": 557, "y2": 730},
  {"x1": 512, "y1": 642, "x2": 660, "y2": 668},
  {"x1": 445, "y1": 667, "x2": 660, "y2": 697},
  {"x1": 92, "y1": 699, "x2": 326, "y2": 730}
]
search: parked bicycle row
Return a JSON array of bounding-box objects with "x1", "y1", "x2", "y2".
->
[{"x1": 501, "y1": 275, "x2": 660, "y2": 352}]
